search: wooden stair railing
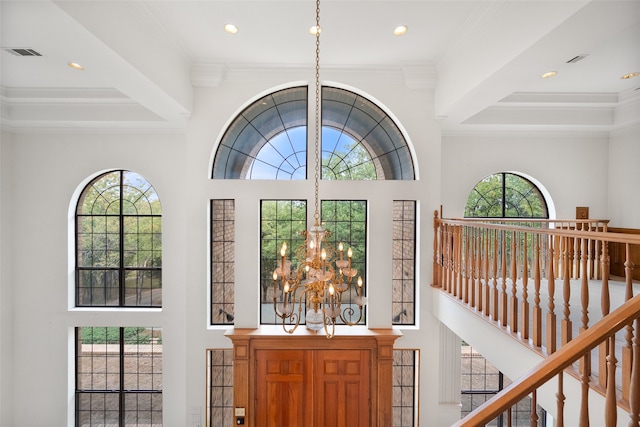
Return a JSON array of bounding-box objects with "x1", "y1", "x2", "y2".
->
[
  {"x1": 451, "y1": 292, "x2": 640, "y2": 427},
  {"x1": 432, "y1": 212, "x2": 640, "y2": 425}
]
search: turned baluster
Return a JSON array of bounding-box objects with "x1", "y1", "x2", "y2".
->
[
  {"x1": 533, "y1": 234, "x2": 543, "y2": 347},
  {"x1": 547, "y1": 236, "x2": 557, "y2": 354},
  {"x1": 557, "y1": 371, "x2": 565, "y2": 427},
  {"x1": 579, "y1": 354, "x2": 591, "y2": 427},
  {"x1": 510, "y1": 230, "x2": 519, "y2": 333},
  {"x1": 628, "y1": 317, "x2": 639, "y2": 426},
  {"x1": 447, "y1": 225, "x2": 454, "y2": 293},
  {"x1": 501, "y1": 230, "x2": 508, "y2": 328},
  {"x1": 599, "y1": 239, "x2": 610, "y2": 389},
  {"x1": 605, "y1": 335, "x2": 617, "y2": 427},
  {"x1": 492, "y1": 230, "x2": 499, "y2": 322},
  {"x1": 453, "y1": 226, "x2": 461, "y2": 299},
  {"x1": 562, "y1": 235, "x2": 573, "y2": 347},
  {"x1": 433, "y1": 211, "x2": 441, "y2": 288},
  {"x1": 622, "y1": 243, "x2": 635, "y2": 402},
  {"x1": 476, "y1": 229, "x2": 483, "y2": 312},
  {"x1": 469, "y1": 229, "x2": 477, "y2": 308},
  {"x1": 521, "y1": 232, "x2": 530, "y2": 340},
  {"x1": 580, "y1": 237, "x2": 591, "y2": 377},
  {"x1": 484, "y1": 230, "x2": 491, "y2": 317},
  {"x1": 464, "y1": 230, "x2": 471, "y2": 305}
]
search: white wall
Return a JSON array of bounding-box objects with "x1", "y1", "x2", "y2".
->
[
  {"x1": 0, "y1": 131, "x2": 14, "y2": 427},
  {"x1": 608, "y1": 125, "x2": 640, "y2": 228},
  {"x1": 441, "y1": 131, "x2": 610, "y2": 220},
  {"x1": 2, "y1": 131, "x2": 187, "y2": 426}
]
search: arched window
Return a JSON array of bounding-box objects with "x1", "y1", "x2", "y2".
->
[
  {"x1": 75, "y1": 170, "x2": 162, "y2": 307},
  {"x1": 212, "y1": 86, "x2": 413, "y2": 180},
  {"x1": 210, "y1": 85, "x2": 416, "y2": 328},
  {"x1": 464, "y1": 172, "x2": 548, "y2": 218}
]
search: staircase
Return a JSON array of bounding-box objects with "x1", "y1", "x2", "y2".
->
[{"x1": 432, "y1": 212, "x2": 640, "y2": 426}]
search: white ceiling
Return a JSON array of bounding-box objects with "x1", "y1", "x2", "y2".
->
[{"x1": 1, "y1": 0, "x2": 639, "y2": 133}]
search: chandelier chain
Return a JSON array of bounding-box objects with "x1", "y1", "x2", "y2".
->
[{"x1": 313, "y1": 0, "x2": 321, "y2": 224}]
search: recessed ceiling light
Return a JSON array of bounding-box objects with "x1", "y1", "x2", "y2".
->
[
  {"x1": 541, "y1": 71, "x2": 557, "y2": 79},
  {"x1": 393, "y1": 25, "x2": 408, "y2": 36},
  {"x1": 68, "y1": 62, "x2": 84, "y2": 70},
  {"x1": 224, "y1": 24, "x2": 238, "y2": 34},
  {"x1": 621, "y1": 72, "x2": 639, "y2": 80},
  {"x1": 309, "y1": 25, "x2": 321, "y2": 35}
]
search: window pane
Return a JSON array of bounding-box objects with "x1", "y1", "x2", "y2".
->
[
  {"x1": 76, "y1": 327, "x2": 162, "y2": 427},
  {"x1": 76, "y1": 170, "x2": 162, "y2": 307},
  {"x1": 464, "y1": 173, "x2": 547, "y2": 218},
  {"x1": 260, "y1": 200, "x2": 307, "y2": 324},
  {"x1": 392, "y1": 201, "x2": 416, "y2": 325},
  {"x1": 321, "y1": 200, "x2": 367, "y2": 324},
  {"x1": 211, "y1": 200, "x2": 235, "y2": 325},
  {"x1": 207, "y1": 349, "x2": 234, "y2": 427}
]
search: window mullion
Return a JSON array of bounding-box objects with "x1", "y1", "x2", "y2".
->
[{"x1": 119, "y1": 327, "x2": 125, "y2": 427}]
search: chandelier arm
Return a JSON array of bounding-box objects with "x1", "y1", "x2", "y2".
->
[
  {"x1": 281, "y1": 300, "x2": 303, "y2": 334},
  {"x1": 322, "y1": 314, "x2": 335, "y2": 339},
  {"x1": 339, "y1": 304, "x2": 364, "y2": 326}
]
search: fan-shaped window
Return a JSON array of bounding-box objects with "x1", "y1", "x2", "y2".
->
[
  {"x1": 322, "y1": 87, "x2": 413, "y2": 180},
  {"x1": 75, "y1": 170, "x2": 162, "y2": 307},
  {"x1": 212, "y1": 86, "x2": 414, "y2": 180},
  {"x1": 464, "y1": 172, "x2": 548, "y2": 218}
]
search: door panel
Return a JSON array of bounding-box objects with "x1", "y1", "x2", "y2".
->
[
  {"x1": 314, "y1": 350, "x2": 370, "y2": 427},
  {"x1": 256, "y1": 349, "x2": 311, "y2": 427}
]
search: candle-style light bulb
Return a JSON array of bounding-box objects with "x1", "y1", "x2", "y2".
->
[
  {"x1": 280, "y1": 242, "x2": 287, "y2": 257},
  {"x1": 347, "y1": 247, "x2": 353, "y2": 258}
]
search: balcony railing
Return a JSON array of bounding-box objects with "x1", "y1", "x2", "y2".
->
[{"x1": 432, "y1": 212, "x2": 640, "y2": 426}]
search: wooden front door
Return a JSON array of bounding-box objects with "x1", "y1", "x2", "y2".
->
[{"x1": 255, "y1": 349, "x2": 370, "y2": 427}]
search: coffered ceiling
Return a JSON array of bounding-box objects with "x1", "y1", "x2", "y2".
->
[{"x1": 1, "y1": 0, "x2": 639, "y2": 133}]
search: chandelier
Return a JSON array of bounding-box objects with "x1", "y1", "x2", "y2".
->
[{"x1": 271, "y1": 0, "x2": 367, "y2": 338}]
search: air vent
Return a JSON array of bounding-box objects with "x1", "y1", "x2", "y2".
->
[
  {"x1": 5, "y1": 48, "x2": 42, "y2": 57},
  {"x1": 566, "y1": 54, "x2": 588, "y2": 64}
]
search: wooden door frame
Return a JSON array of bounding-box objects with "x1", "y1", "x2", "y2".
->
[{"x1": 226, "y1": 327, "x2": 401, "y2": 427}]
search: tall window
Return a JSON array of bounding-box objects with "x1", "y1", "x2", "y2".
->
[
  {"x1": 260, "y1": 200, "x2": 307, "y2": 324},
  {"x1": 321, "y1": 199, "x2": 367, "y2": 321},
  {"x1": 207, "y1": 349, "x2": 234, "y2": 426},
  {"x1": 392, "y1": 201, "x2": 416, "y2": 325},
  {"x1": 76, "y1": 170, "x2": 162, "y2": 307},
  {"x1": 76, "y1": 327, "x2": 162, "y2": 426},
  {"x1": 211, "y1": 200, "x2": 235, "y2": 325},
  {"x1": 464, "y1": 172, "x2": 547, "y2": 218},
  {"x1": 393, "y1": 349, "x2": 419, "y2": 426}
]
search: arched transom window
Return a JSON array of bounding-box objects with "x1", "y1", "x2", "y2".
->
[{"x1": 212, "y1": 86, "x2": 414, "y2": 180}]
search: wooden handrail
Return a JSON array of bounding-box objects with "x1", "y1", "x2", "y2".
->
[
  {"x1": 452, "y1": 293, "x2": 640, "y2": 426},
  {"x1": 437, "y1": 217, "x2": 640, "y2": 246}
]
